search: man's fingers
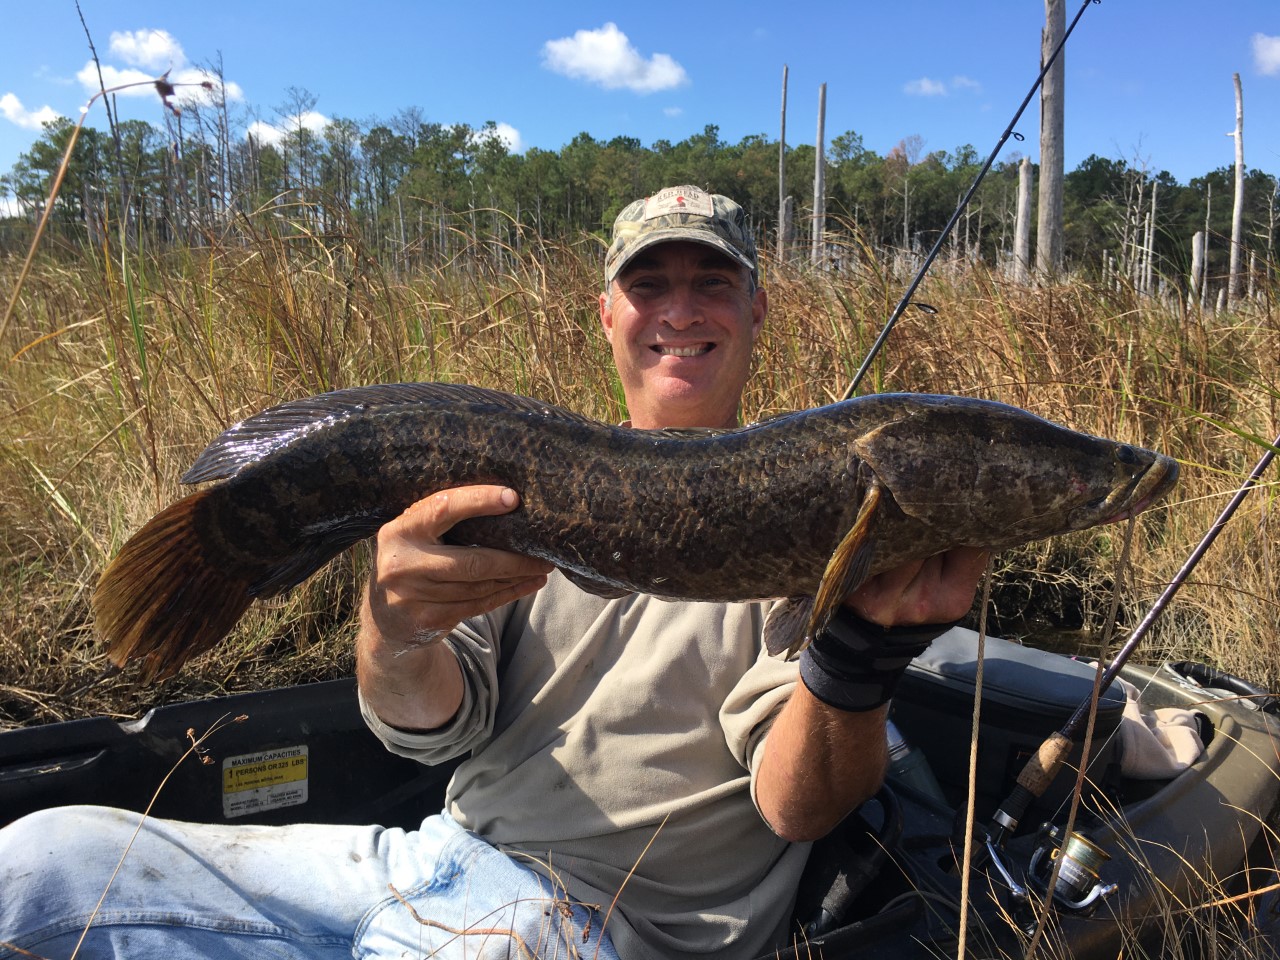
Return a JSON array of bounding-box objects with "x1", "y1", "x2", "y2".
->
[
  {"x1": 399, "y1": 485, "x2": 522, "y2": 540},
  {"x1": 387, "y1": 544, "x2": 554, "y2": 586},
  {"x1": 942, "y1": 546, "x2": 991, "y2": 582},
  {"x1": 377, "y1": 485, "x2": 555, "y2": 585},
  {"x1": 847, "y1": 548, "x2": 990, "y2": 626},
  {"x1": 414, "y1": 574, "x2": 550, "y2": 628}
]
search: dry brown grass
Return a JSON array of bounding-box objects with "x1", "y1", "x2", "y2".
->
[{"x1": 1, "y1": 222, "x2": 1277, "y2": 726}]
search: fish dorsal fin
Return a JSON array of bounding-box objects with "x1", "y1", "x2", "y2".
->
[
  {"x1": 182, "y1": 382, "x2": 598, "y2": 484},
  {"x1": 795, "y1": 484, "x2": 882, "y2": 656},
  {"x1": 635, "y1": 426, "x2": 734, "y2": 441}
]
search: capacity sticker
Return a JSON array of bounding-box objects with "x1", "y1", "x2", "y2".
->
[{"x1": 222, "y1": 745, "x2": 309, "y2": 818}]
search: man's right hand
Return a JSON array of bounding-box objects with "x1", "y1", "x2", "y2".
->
[{"x1": 356, "y1": 485, "x2": 554, "y2": 732}]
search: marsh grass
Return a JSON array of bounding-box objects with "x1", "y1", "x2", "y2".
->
[{"x1": 1, "y1": 216, "x2": 1277, "y2": 725}]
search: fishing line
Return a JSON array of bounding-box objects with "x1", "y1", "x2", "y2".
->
[
  {"x1": 956, "y1": 554, "x2": 995, "y2": 960},
  {"x1": 1021, "y1": 517, "x2": 1135, "y2": 960},
  {"x1": 840, "y1": 0, "x2": 1102, "y2": 402}
]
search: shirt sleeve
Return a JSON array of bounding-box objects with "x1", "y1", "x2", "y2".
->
[
  {"x1": 358, "y1": 606, "x2": 510, "y2": 766},
  {"x1": 718, "y1": 636, "x2": 800, "y2": 810}
]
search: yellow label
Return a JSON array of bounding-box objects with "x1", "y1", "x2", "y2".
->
[{"x1": 221, "y1": 746, "x2": 309, "y2": 817}]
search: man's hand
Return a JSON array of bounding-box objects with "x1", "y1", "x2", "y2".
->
[
  {"x1": 797, "y1": 546, "x2": 991, "y2": 716},
  {"x1": 356, "y1": 485, "x2": 554, "y2": 732},
  {"x1": 757, "y1": 547, "x2": 989, "y2": 841},
  {"x1": 843, "y1": 546, "x2": 990, "y2": 628}
]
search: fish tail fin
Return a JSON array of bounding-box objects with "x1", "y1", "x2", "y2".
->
[{"x1": 92, "y1": 489, "x2": 253, "y2": 681}]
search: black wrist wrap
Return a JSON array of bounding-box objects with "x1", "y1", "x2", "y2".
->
[{"x1": 798, "y1": 609, "x2": 959, "y2": 712}]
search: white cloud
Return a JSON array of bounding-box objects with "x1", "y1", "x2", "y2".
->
[
  {"x1": 904, "y1": 75, "x2": 982, "y2": 97},
  {"x1": 542, "y1": 23, "x2": 688, "y2": 93},
  {"x1": 109, "y1": 29, "x2": 184, "y2": 71},
  {"x1": 1254, "y1": 33, "x2": 1280, "y2": 75},
  {"x1": 489, "y1": 122, "x2": 523, "y2": 152},
  {"x1": 77, "y1": 62, "x2": 157, "y2": 93},
  {"x1": 663, "y1": 106, "x2": 683, "y2": 117},
  {"x1": 904, "y1": 77, "x2": 946, "y2": 97},
  {"x1": 35, "y1": 65, "x2": 75, "y2": 86},
  {"x1": 246, "y1": 119, "x2": 281, "y2": 145},
  {"x1": 0, "y1": 92, "x2": 61, "y2": 130},
  {"x1": 248, "y1": 111, "x2": 332, "y2": 146},
  {"x1": 76, "y1": 62, "x2": 243, "y2": 106},
  {"x1": 73, "y1": 29, "x2": 242, "y2": 109},
  {"x1": 469, "y1": 122, "x2": 523, "y2": 153}
]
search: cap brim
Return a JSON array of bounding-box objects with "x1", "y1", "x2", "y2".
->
[{"x1": 605, "y1": 228, "x2": 756, "y2": 286}]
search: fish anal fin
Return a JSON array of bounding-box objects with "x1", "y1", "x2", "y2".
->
[
  {"x1": 763, "y1": 597, "x2": 814, "y2": 658},
  {"x1": 796, "y1": 485, "x2": 882, "y2": 656},
  {"x1": 561, "y1": 568, "x2": 632, "y2": 599}
]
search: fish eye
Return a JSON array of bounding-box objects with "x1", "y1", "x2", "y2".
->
[{"x1": 1116, "y1": 445, "x2": 1139, "y2": 465}]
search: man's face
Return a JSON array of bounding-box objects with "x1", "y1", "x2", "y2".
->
[{"x1": 599, "y1": 241, "x2": 766, "y2": 430}]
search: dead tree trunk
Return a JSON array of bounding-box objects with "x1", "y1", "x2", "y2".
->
[
  {"x1": 778, "y1": 64, "x2": 788, "y2": 264},
  {"x1": 783, "y1": 196, "x2": 795, "y2": 258},
  {"x1": 1229, "y1": 72, "x2": 1245, "y2": 305},
  {"x1": 1203, "y1": 183, "x2": 1212, "y2": 310},
  {"x1": 811, "y1": 82, "x2": 827, "y2": 267},
  {"x1": 1190, "y1": 230, "x2": 1205, "y2": 309},
  {"x1": 1036, "y1": 0, "x2": 1066, "y2": 278},
  {"x1": 1014, "y1": 157, "x2": 1033, "y2": 283},
  {"x1": 1143, "y1": 180, "x2": 1158, "y2": 294}
]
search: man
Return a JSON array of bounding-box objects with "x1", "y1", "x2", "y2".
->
[
  {"x1": 0, "y1": 185, "x2": 985, "y2": 960},
  {"x1": 354, "y1": 185, "x2": 987, "y2": 957}
]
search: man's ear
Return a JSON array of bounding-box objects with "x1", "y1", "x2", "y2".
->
[
  {"x1": 599, "y1": 290, "x2": 614, "y2": 343},
  {"x1": 751, "y1": 286, "x2": 768, "y2": 340}
]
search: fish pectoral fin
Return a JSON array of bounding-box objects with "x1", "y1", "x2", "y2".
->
[
  {"x1": 561, "y1": 568, "x2": 632, "y2": 599},
  {"x1": 761, "y1": 487, "x2": 883, "y2": 660},
  {"x1": 763, "y1": 597, "x2": 814, "y2": 658},
  {"x1": 799, "y1": 484, "x2": 881, "y2": 655}
]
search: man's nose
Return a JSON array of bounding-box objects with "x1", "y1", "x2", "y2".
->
[{"x1": 658, "y1": 283, "x2": 703, "y2": 328}]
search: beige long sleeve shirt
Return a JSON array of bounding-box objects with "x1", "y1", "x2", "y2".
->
[{"x1": 360, "y1": 571, "x2": 809, "y2": 960}]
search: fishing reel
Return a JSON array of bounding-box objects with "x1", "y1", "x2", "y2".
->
[
  {"x1": 1026, "y1": 825, "x2": 1119, "y2": 913},
  {"x1": 981, "y1": 823, "x2": 1118, "y2": 933}
]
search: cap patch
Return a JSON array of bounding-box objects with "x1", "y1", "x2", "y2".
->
[{"x1": 644, "y1": 186, "x2": 714, "y2": 220}]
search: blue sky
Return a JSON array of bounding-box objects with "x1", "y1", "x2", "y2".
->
[{"x1": 1, "y1": 1, "x2": 1277, "y2": 205}]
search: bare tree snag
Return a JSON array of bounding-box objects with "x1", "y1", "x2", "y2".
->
[
  {"x1": 1036, "y1": 0, "x2": 1066, "y2": 278},
  {"x1": 1190, "y1": 230, "x2": 1205, "y2": 308},
  {"x1": 1015, "y1": 156, "x2": 1033, "y2": 283},
  {"x1": 1229, "y1": 72, "x2": 1245, "y2": 305},
  {"x1": 778, "y1": 65, "x2": 788, "y2": 264},
  {"x1": 812, "y1": 82, "x2": 827, "y2": 267}
]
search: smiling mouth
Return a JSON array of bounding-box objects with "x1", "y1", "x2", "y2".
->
[{"x1": 652, "y1": 344, "x2": 713, "y2": 357}]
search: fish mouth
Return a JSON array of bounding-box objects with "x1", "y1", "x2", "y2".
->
[{"x1": 1097, "y1": 454, "x2": 1180, "y2": 525}]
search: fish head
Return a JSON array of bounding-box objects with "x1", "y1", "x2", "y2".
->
[{"x1": 851, "y1": 395, "x2": 1179, "y2": 547}]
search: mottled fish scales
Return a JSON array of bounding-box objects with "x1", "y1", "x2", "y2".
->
[{"x1": 92, "y1": 384, "x2": 1179, "y2": 679}]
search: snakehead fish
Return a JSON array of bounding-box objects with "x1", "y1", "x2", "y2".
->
[{"x1": 93, "y1": 383, "x2": 1179, "y2": 679}]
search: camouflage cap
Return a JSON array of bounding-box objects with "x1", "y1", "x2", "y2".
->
[{"x1": 604, "y1": 185, "x2": 758, "y2": 287}]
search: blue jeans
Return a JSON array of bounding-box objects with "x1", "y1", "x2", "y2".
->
[{"x1": 0, "y1": 806, "x2": 620, "y2": 959}]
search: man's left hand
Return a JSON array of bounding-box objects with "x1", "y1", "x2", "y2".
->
[{"x1": 844, "y1": 546, "x2": 990, "y2": 628}]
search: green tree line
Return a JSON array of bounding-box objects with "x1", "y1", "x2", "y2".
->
[{"x1": 2, "y1": 93, "x2": 1276, "y2": 297}]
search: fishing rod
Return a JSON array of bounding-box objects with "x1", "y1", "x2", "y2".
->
[
  {"x1": 828, "y1": 0, "x2": 1277, "y2": 917},
  {"x1": 841, "y1": 0, "x2": 1101, "y2": 402},
  {"x1": 987, "y1": 431, "x2": 1280, "y2": 846}
]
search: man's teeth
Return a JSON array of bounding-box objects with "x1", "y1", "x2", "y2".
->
[{"x1": 655, "y1": 345, "x2": 709, "y2": 356}]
